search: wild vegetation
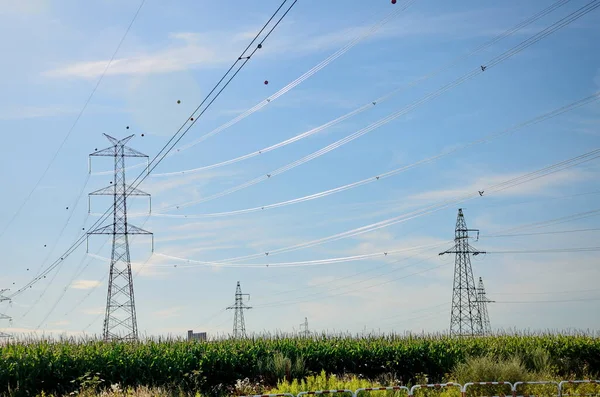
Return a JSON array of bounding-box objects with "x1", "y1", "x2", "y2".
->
[{"x1": 0, "y1": 333, "x2": 598, "y2": 397}]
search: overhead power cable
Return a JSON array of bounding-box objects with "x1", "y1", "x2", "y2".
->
[
  {"x1": 21, "y1": 176, "x2": 92, "y2": 319},
  {"x1": 0, "y1": 0, "x2": 146, "y2": 240},
  {"x1": 495, "y1": 297, "x2": 600, "y2": 304},
  {"x1": 161, "y1": 3, "x2": 599, "y2": 211},
  {"x1": 190, "y1": 147, "x2": 600, "y2": 265},
  {"x1": 131, "y1": 241, "x2": 449, "y2": 268},
  {"x1": 94, "y1": 0, "x2": 419, "y2": 178},
  {"x1": 253, "y1": 254, "x2": 446, "y2": 309},
  {"x1": 488, "y1": 288, "x2": 600, "y2": 296},
  {"x1": 154, "y1": 90, "x2": 600, "y2": 217},
  {"x1": 247, "y1": 206, "x2": 600, "y2": 309},
  {"x1": 481, "y1": 228, "x2": 600, "y2": 238},
  {"x1": 8, "y1": 0, "x2": 298, "y2": 300},
  {"x1": 486, "y1": 247, "x2": 600, "y2": 254},
  {"x1": 152, "y1": 0, "x2": 573, "y2": 178}
]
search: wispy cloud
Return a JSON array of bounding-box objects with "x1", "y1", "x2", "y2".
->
[
  {"x1": 70, "y1": 280, "x2": 102, "y2": 290},
  {"x1": 0, "y1": 0, "x2": 50, "y2": 16},
  {"x1": 41, "y1": 8, "x2": 501, "y2": 80},
  {"x1": 408, "y1": 168, "x2": 594, "y2": 203},
  {"x1": 153, "y1": 306, "x2": 184, "y2": 319},
  {"x1": 42, "y1": 31, "x2": 242, "y2": 79},
  {"x1": 0, "y1": 104, "x2": 128, "y2": 121},
  {"x1": 82, "y1": 307, "x2": 104, "y2": 316},
  {"x1": 0, "y1": 105, "x2": 76, "y2": 120}
]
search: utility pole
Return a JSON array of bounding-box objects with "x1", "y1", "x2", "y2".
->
[
  {"x1": 439, "y1": 209, "x2": 485, "y2": 337},
  {"x1": 299, "y1": 317, "x2": 309, "y2": 337},
  {"x1": 87, "y1": 133, "x2": 153, "y2": 342},
  {"x1": 227, "y1": 281, "x2": 251, "y2": 338},
  {"x1": 476, "y1": 277, "x2": 493, "y2": 335},
  {"x1": 0, "y1": 289, "x2": 11, "y2": 339}
]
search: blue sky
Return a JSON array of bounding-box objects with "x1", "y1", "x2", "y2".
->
[{"x1": 0, "y1": 0, "x2": 599, "y2": 338}]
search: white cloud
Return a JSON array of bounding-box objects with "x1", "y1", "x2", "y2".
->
[
  {"x1": 0, "y1": 0, "x2": 49, "y2": 16},
  {"x1": 41, "y1": 8, "x2": 500, "y2": 80},
  {"x1": 0, "y1": 105, "x2": 76, "y2": 120},
  {"x1": 0, "y1": 104, "x2": 126, "y2": 120},
  {"x1": 70, "y1": 280, "x2": 102, "y2": 290},
  {"x1": 153, "y1": 306, "x2": 184, "y2": 319},
  {"x1": 408, "y1": 168, "x2": 593, "y2": 203},
  {"x1": 42, "y1": 31, "x2": 239, "y2": 79},
  {"x1": 82, "y1": 307, "x2": 104, "y2": 315}
]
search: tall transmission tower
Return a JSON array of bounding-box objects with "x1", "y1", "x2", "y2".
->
[
  {"x1": 0, "y1": 289, "x2": 12, "y2": 339},
  {"x1": 299, "y1": 317, "x2": 309, "y2": 337},
  {"x1": 439, "y1": 209, "x2": 486, "y2": 337},
  {"x1": 227, "y1": 281, "x2": 251, "y2": 338},
  {"x1": 87, "y1": 133, "x2": 153, "y2": 342},
  {"x1": 476, "y1": 277, "x2": 493, "y2": 335}
]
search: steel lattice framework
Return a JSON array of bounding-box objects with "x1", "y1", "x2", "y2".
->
[
  {"x1": 87, "y1": 134, "x2": 153, "y2": 341},
  {"x1": 227, "y1": 281, "x2": 251, "y2": 338},
  {"x1": 439, "y1": 209, "x2": 486, "y2": 337},
  {"x1": 0, "y1": 289, "x2": 11, "y2": 339},
  {"x1": 299, "y1": 317, "x2": 309, "y2": 338},
  {"x1": 476, "y1": 277, "x2": 493, "y2": 335}
]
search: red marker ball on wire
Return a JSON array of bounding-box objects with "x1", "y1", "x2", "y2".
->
[
  {"x1": 264, "y1": 80, "x2": 269, "y2": 85},
  {"x1": 392, "y1": 0, "x2": 396, "y2": 3}
]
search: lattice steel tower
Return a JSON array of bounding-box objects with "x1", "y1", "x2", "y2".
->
[
  {"x1": 227, "y1": 281, "x2": 251, "y2": 338},
  {"x1": 0, "y1": 289, "x2": 12, "y2": 339},
  {"x1": 299, "y1": 317, "x2": 309, "y2": 337},
  {"x1": 439, "y1": 209, "x2": 485, "y2": 337},
  {"x1": 476, "y1": 277, "x2": 493, "y2": 335},
  {"x1": 87, "y1": 133, "x2": 153, "y2": 341}
]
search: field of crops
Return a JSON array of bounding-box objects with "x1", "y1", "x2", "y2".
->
[{"x1": 0, "y1": 333, "x2": 598, "y2": 396}]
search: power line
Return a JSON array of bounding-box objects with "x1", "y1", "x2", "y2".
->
[
  {"x1": 249, "y1": 206, "x2": 600, "y2": 311},
  {"x1": 187, "y1": 147, "x2": 600, "y2": 266},
  {"x1": 94, "y1": 0, "x2": 418, "y2": 179},
  {"x1": 489, "y1": 288, "x2": 600, "y2": 296},
  {"x1": 160, "y1": 0, "x2": 418, "y2": 158},
  {"x1": 160, "y1": 2, "x2": 600, "y2": 212},
  {"x1": 152, "y1": 0, "x2": 573, "y2": 178},
  {"x1": 152, "y1": 241, "x2": 447, "y2": 268},
  {"x1": 486, "y1": 247, "x2": 600, "y2": 254},
  {"x1": 155, "y1": 90, "x2": 600, "y2": 217},
  {"x1": 8, "y1": 0, "x2": 298, "y2": 301},
  {"x1": 495, "y1": 297, "x2": 600, "y2": 304},
  {"x1": 481, "y1": 228, "x2": 600, "y2": 238},
  {"x1": 21, "y1": 176, "x2": 93, "y2": 319},
  {"x1": 0, "y1": 0, "x2": 146, "y2": 240}
]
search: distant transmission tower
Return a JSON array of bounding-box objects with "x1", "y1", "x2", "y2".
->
[
  {"x1": 439, "y1": 209, "x2": 486, "y2": 337},
  {"x1": 299, "y1": 317, "x2": 309, "y2": 337},
  {"x1": 476, "y1": 277, "x2": 493, "y2": 335},
  {"x1": 227, "y1": 281, "x2": 251, "y2": 338},
  {"x1": 0, "y1": 289, "x2": 12, "y2": 339},
  {"x1": 87, "y1": 133, "x2": 153, "y2": 342}
]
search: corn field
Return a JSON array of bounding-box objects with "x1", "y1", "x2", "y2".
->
[{"x1": 0, "y1": 333, "x2": 598, "y2": 396}]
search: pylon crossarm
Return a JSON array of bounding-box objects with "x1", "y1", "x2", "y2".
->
[
  {"x1": 87, "y1": 224, "x2": 114, "y2": 235},
  {"x1": 128, "y1": 224, "x2": 153, "y2": 235},
  {"x1": 90, "y1": 147, "x2": 117, "y2": 157},
  {"x1": 122, "y1": 145, "x2": 148, "y2": 158}
]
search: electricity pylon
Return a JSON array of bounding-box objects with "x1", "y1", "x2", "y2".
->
[
  {"x1": 227, "y1": 281, "x2": 251, "y2": 338},
  {"x1": 476, "y1": 277, "x2": 493, "y2": 335},
  {"x1": 0, "y1": 289, "x2": 12, "y2": 339},
  {"x1": 439, "y1": 209, "x2": 486, "y2": 337},
  {"x1": 299, "y1": 317, "x2": 309, "y2": 337},
  {"x1": 87, "y1": 133, "x2": 153, "y2": 342}
]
